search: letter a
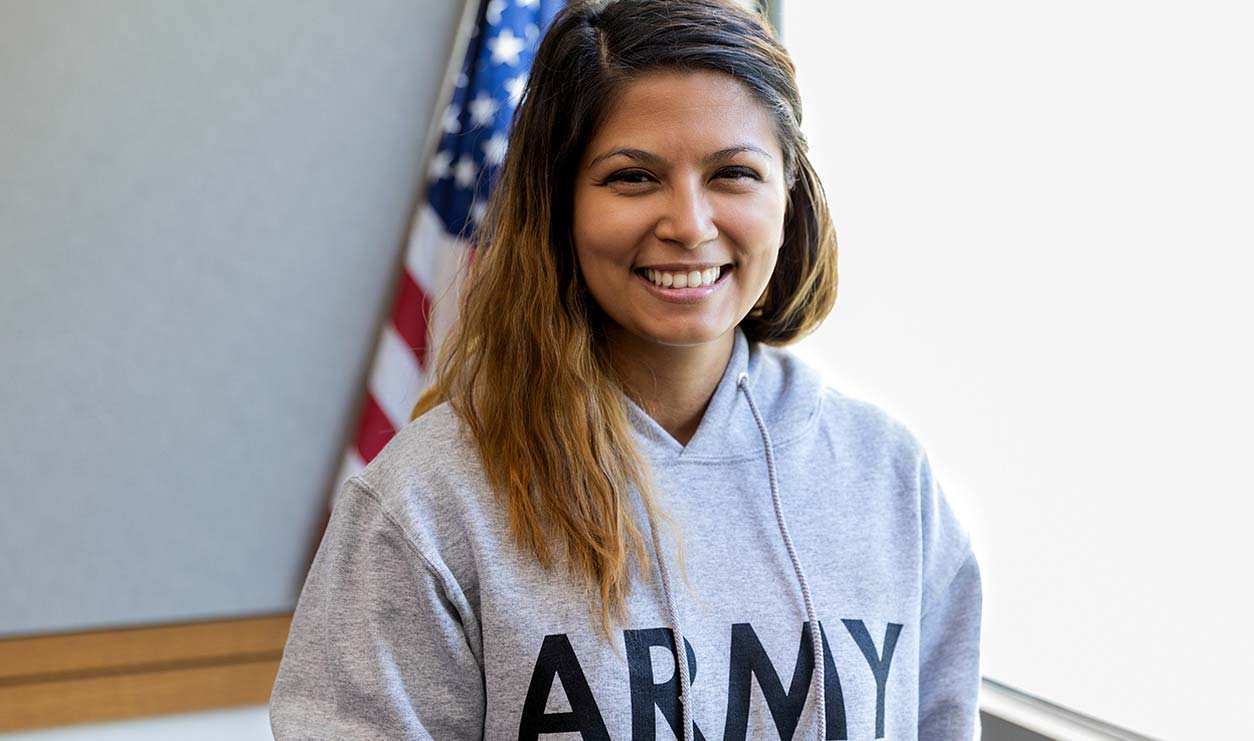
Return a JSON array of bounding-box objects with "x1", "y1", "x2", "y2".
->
[{"x1": 518, "y1": 633, "x2": 610, "y2": 741}]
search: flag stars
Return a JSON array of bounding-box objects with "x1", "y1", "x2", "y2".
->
[
  {"x1": 482, "y1": 133, "x2": 508, "y2": 167},
  {"x1": 486, "y1": 0, "x2": 507, "y2": 26},
  {"x1": 488, "y1": 27, "x2": 526, "y2": 66},
  {"x1": 425, "y1": 2, "x2": 557, "y2": 233},
  {"x1": 442, "y1": 103, "x2": 461, "y2": 134},
  {"x1": 506, "y1": 74, "x2": 527, "y2": 106},
  {"x1": 468, "y1": 91, "x2": 500, "y2": 127},
  {"x1": 428, "y1": 150, "x2": 453, "y2": 181},
  {"x1": 453, "y1": 156, "x2": 478, "y2": 189}
]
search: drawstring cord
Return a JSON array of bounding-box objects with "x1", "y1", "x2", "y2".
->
[
  {"x1": 645, "y1": 371, "x2": 827, "y2": 741},
  {"x1": 649, "y1": 507, "x2": 694, "y2": 741},
  {"x1": 738, "y1": 372, "x2": 827, "y2": 741}
]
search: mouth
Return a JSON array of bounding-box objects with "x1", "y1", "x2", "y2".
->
[{"x1": 633, "y1": 263, "x2": 734, "y2": 290}]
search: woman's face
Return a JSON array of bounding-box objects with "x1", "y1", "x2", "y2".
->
[{"x1": 572, "y1": 70, "x2": 789, "y2": 353}]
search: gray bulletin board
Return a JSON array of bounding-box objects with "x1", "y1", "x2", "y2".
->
[{"x1": 0, "y1": 0, "x2": 466, "y2": 637}]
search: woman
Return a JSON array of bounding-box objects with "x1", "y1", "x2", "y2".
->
[{"x1": 270, "y1": 0, "x2": 982, "y2": 739}]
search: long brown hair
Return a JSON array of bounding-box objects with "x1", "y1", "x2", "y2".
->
[{"x1": 412, "y1": 0, "x2": 838, "y2": 646}]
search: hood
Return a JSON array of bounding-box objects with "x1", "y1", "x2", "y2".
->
[{"x1": 623, "y1": 326, "x2": 826, "y2": 461}]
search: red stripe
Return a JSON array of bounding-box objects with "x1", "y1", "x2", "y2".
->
[
  {"x1": 354, "y1": 394, "x2": 397, "y2": 464},
  {"x1": 393, "y1": 270, "x2": 433, "y2": 369}
]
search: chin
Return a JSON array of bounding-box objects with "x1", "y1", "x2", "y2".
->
[{"x1": 636, "y1": 320, "x2": 734, "y2": 349}]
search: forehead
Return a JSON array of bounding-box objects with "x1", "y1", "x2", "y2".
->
[{"x1": 582, "y1": 70, "x2": 782, "y2": 164}]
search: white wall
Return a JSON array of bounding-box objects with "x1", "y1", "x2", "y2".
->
[{"x1": 782, "y1": 1, "x2": 1253, "y2": 737}]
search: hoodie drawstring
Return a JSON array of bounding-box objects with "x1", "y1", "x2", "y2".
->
[
  {"x1": 644, "y1": 371, "x2": 827, "y2": 741},
  {"x1": 738, "y1": 371, "x2": 827, "y2": 741},
  {"x1": 648, "y1": 501, "x2": 694, "y2": 741}
]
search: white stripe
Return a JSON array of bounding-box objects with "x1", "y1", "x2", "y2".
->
[
  {"x1": 426, "y1": 256, "x2": 467, "y2": 370},
  {"x1": 404, "y1": 202, "x2": 471, "y2": 374},
  {"x1": 404, "y1": 203, "x2": 471, "y2": 299},
  {"x1": 367, "y1": 326, "x2": 426, "y2": 434},
  {"x1": 331, "y1": 449, "x2": 366, "y2": 510}
]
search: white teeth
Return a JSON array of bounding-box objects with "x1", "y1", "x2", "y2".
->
[{"x1": 644, "y1": 265, "x2": 723, "y2": 289}]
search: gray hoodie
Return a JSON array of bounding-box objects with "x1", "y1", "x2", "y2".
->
[{"x1": 270, "y1": 328, "x2": 982, "y2": 740}]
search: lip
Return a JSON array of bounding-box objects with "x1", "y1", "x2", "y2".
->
[
  {"x1": 636, "y1": 262, "x2": 727, "y2": 271},
  {"x1": 634, "y1": 264, "x2": 733, "y2": 304}
]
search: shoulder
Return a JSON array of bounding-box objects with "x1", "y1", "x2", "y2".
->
[
  {"x1": 819, "y1": 384, "x2": 926, "y2": 461},
  {"x1": 342, "y1": 402, "x2": 501, "y2": 565},
  {"x1": 755, "y1": 342, "x2": 925, "y2": 458},
  {"x1": 814, "y1": 382, "x2": 969, "y2": 561},
  {"x1": 354, "y1": 401, "x2": 483, "y2": 499},
  {"x1": 755, "y1": 342, "x2": 928, "y2": 486}
]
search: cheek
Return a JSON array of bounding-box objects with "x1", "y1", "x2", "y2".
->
[
  {"x1": 572, "y1": 192, "x2": 641, "y2": 268},
  {"x1": 723, "y1": 196, "x2": 787, "y2": 261}
]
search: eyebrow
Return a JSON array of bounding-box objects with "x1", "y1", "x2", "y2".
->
[{"x1": 586, "y1": 144, "x2": 772, "y2": 170}]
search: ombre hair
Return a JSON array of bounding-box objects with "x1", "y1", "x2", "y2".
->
[{"x1": 412, "y1": 0, "x2": 838, "y2": 646}]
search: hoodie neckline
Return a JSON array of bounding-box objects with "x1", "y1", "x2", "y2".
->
[{"x1": 622, "y1": 327, "x2": 824, "y2": 463}]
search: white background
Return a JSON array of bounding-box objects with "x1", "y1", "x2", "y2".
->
[{"x1": 783, "y1": 1, "x2": 1253, "y2": 737}]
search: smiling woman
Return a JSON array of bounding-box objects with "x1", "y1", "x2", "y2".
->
[{"x1": 269, "y1": 1, "x2": 982, "y2": 740}]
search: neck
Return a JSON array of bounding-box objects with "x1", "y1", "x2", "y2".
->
[{"x1": 604, "y1": 325, "x2": 735, "y2": 447}]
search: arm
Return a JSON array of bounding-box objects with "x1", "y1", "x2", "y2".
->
[
  {"x1": 918, "y1": 550, "x2": 983, "y2": 739},
  {"x1": 270, "y1": 478, "x2": 484, "y2": 741},
  {"x1": 916, "y1": 453, "x2": 984, "y2": 739}
]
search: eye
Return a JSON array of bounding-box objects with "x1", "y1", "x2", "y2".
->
[
  {"x1": 716, "y1": 166, "x2": 760, "y2": 181},
  {"x1": 604, "y1": 169, "x2": 656, "y2": 185}
]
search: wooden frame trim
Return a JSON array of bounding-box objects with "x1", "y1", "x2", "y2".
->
[{"x1": 0, "y1": 613, "x2": 292, "y2": 733}]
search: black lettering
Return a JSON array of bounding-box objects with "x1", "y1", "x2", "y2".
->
[
  {"x1": 724, "y1": 622, "x2": 816, "y2": 740},
  {"x1": 842, "y1": 619, "x2": 903, "y2": 739},
  {"x1": 518, "y1": 633, "x2": 610, "y2": 741},
  {"x1": 624, "y1": 627, "x2": 706, "y2": 741}
]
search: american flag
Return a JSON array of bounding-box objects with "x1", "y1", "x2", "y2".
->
[{"x1": 335, "y1": 0, "x2": 565, "y2": 491}]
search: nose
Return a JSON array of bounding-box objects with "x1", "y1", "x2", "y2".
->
[{"x1": 654, "y1": 179, "x2": 718, "y2": 250}]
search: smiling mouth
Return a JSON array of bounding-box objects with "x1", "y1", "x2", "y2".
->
[{"x1": 634, "y1": 263, "x2": 734, "y2": 289}]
